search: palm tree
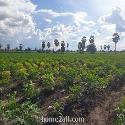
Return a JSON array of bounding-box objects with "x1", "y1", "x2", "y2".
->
[
  {"x1": 87, "y1": 35, "x2": 96, "y2": 54},
  {"x1": 100, "y1": 45, "x2": 103, "y2": 51},
  {"x1": 7, "y1": 44, "x2": 10, "y2": 51},
  {"x1": 61, "y1": 41, "x2": 65, "y2": 52},
  {"x1": 47, "y1": 42, "x2": 51, "y2": 49},
  {"x1": 67, "y1": 43, "x2": 69, "y2": 51},
  {"x1": 42, "y1": 41, "x2": 45, "y2": 51},
  {"x1": 104, "y1": 45, "x2": 107, "y2": 51},
  {"x1": 89, "y1": 35, "x2": 94, "y2": 44},
  {"x1": 19, "y1": 44, "x2": 23, "y2": 51},
  {"x1": 112, "y1": 33, "x2": 120, "y2": 54},
  {"x1": 107, "y1": 45, "x2": 110, "y2": 52},
  {"x1": 81, "y1": 36, "x2": 86, "y2": 52},
  {"x1": 54, "y1": 39, "x2": 59, "y2": 48},
  {"x1": 78, "y1": 42, "x2": 82, "y2": 53},
  {"x1": 0, "y1": 43, "x2": 2, "y2": 50}
]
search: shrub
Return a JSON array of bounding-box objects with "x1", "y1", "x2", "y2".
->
[
  {"x1": 114, "y1": 97, "x2": 125, "y2": 125},
  {"x1": 0, "y1": 71, "x2": 11, "y2": 84},
  {"x1": 1, "y1": 94, "x2": 41, "y2": 125},
  {"x1": 42, "y1": 73, "x2": 55, "y2": 90},
  {"x1": 23, "y1": 81, "x2": 38, "y2": 98}
]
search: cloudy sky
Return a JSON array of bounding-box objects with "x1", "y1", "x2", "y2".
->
[{"x1": 0, "y1": 0, "x2": 125, "y2": 50}]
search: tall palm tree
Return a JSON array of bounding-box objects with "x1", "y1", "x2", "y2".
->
[
  {"x1": 0, "y1": 43, "x2": 2, "y2": 50},
  {"x1": 61, "y1": 41, "x2": 65, "y2": 52},
  {"x1": 78, "y1": 42, "x2": 82, "y2": 53},
  {"x1": 100, "y1": 45, "x2": 103, "y2": 51},
  {"x1": 54, "y1": 39, "x2": 59, "y2": 47},
  {"x1": 81, "y1": 36, "x2": 86, "y2": 52},
  {"x1": 87, "y1": 35, "x2": 96, "y2": 54},
  {"x1": 104, "y1": 45, "x2": 107, "y2": 51},
  {"x1": 47, "y1": 42, "x2": 51, "y2": 49},
  {"x1": 89, "y1": 35, "x2": 94, "y2": 44},
  {"x1": 67, "y1": 43, "x2": 69, "y2": 51},
  {"x1": 112, "y1": 33, "x2": 120, "y2": 54},
  {"x1": 42, "y1": 41, "x2": 45, "y2": 51},
  {"x1": 107, "y1": 45, "x2": 110, "y2": 52},
  {"x1": 7, "y1": 44, "x2": 10, "y2": 51},
  {"x1": 19, "y1": 44, "x2": 23, "y2": 51}
]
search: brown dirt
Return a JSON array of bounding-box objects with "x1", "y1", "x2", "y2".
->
[
  {"x1": 84, "y1": 84, "x2": 125, "y2": 125},
  {"x1": 60, "y1": 78, "x2": 125, "y2": 125}
]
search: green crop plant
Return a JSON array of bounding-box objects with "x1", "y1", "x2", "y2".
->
[
  {"x1": 0, "y1": 71, "x2": 11, "y2": 84},
  {"x1": 114, "y1": 97, "x2": 125, "y2": 125},
  {"x1": 23, "y1": 81, "x2": 38, "y2": 99},
  {"x1": 0, "y1": 94, "x2": 41, "y2": 125},
  {"x1": 41, "y1": 73, "x2": 55, "y2": 91}
]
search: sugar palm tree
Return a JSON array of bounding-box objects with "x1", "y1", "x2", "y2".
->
[
  {"x1": 19, "y1": 44, "x2": 23, "y2": 51},
  {"x1": 47, "y1": 42, "x2": 51, "y2": 49},
  {"x1": 7, "y1": 44, "x2": 10, "y2": 51},
  {"x1": 81, "y1": 36, "x2": 86, "y2": 52},
  {"x1": 61, "y1": 41, "x2": 65, "y2": 52},
  {"x1": 112, "y1": 33, "x2": 120, "y2": 54},
  {"x1": 0, "y1": 43, "x2": 2, "y2": 50},
  {"x1": 67, "y1": 43, "x2": 69, "y2": 51},
  {"x1": 89, "y1": 35, "x2": 94, "y2": 44},
  {"x1": 54, "y1": 39, "x2": 59, "y2": 47},
  {"x1": 107, "y1": 45, "x2": 110, "y2": 52},
  {"x1": 104, "y1": 45, "x2": 107, "y2": 51},
  {"x1": 78, "y1": 42, "x2": 82, "y2": 53},
  {"x1": 42, "y1": 41, "x2": 45, "y2": 51}
]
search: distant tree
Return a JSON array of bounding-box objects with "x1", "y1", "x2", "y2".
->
[
  {"x1": 107, "y1": 45, "x2": 110, "y2": 52},
  {"x1": 86, "y1": 35, "x2": 96, "y2": 54},
  {"x1": 15, "y1": 47, "x2": 18, "y2": 51},
  {"x1": 47, "y1": 42, "x2": 51, "y2": 49},
  {"x1": 104, "y1": 45, "x2": 107, "y2": 51},
  {"x1": 42, "y1": 41, "x2": 45, "y2": 51},
  {"x1": 78, "y1": 42, "x2": 82, "y2": 52},
  {"x1": 35, "y1": 48, "x2": 37, "y2": 51},
  {"x1": 0, "y1": 43, "x2": 2, "y2": 50},
  {"x1": 81, "y1": 36, "x2": 87, "y2": 52},
  {"x1": 19, "y1": 44, "x2": 23, "y2": 51},
  {"x1": 89, "y1": 35, "x2": 94, "y2": 44},
  {"x1": 78, "y1": 36, "x2": 86, "y2": 53},
  {"x1": 100, "y1": 45, "x2": 103, "y2": 51},
  {"x1": 26, "y1": 47, "x2": 31, "y2": 51},
  {"x1": 61, "y1": 41, "x2": 65, "y2": 52},
  {"x1": 112, "y1": 33, "x2": 120, "y2": 54},
  {"x1": 54, "y1": 39, "x2": 59, "y2": 48},
  {"x1": 67, "y1": 43, "x2": 69, "y2": 51},
  {"x1": 7, "y1": 44, "x2": 10, "y2": 51}
]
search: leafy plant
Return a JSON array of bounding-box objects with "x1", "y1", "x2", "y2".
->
[
  {"x1": 23, "y1": 81, "x2": 38, "y2": 98},
  {"x1": 42, "y1": 73, "x2": 55, "y2": 90},
  {"x1": 0, "y1": 71, "x2": 11, "y2": 84},
  {"x1": 114, "y1": 97, "x2": 125, "y2": 125},
  {"x1": 1, "y1": 94, "x2": 41, "y2": 125}
]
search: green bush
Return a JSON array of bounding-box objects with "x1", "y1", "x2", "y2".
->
[
  {"x1": 41, "y1": 73, "x2": 55, "y2": 90},
  {"x1": 114, "y1": 97, "x2": 125, "y2": 125},
  {"x1": 0, "y1": 71, "x2": 11, "y2": 84},
  {"x1": 0, "y1": 94, "x2": 41, "y2": 125},
  {"x1": 23, "y1": 81, "x2": 38, "y2": 98}
]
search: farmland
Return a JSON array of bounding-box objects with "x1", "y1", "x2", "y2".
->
[{"x1": 1, "y1": 52, "x2": 125, "y2": 125}]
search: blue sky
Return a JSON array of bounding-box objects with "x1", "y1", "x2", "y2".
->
[{"x1": 0, "y1": 0, "x2": 125, "y2": 50}]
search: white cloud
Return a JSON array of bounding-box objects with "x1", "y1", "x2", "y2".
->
[
  {"x1": 0, "y1": 0, "x2": 37, "y2": 47},
  {"x1": 98, "y1": 7, "x2": 125, "y2": 32},
  {"x1": 35, "y1": 9, "x2": 73, "y2": 18},
  {"x1": 35, "y1": 9, "x2": 94, "y2": 26},
  {"x1": 44, "y1": 18, "x2": 52, "y2": 23}
]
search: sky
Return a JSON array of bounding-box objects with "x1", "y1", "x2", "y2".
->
[{"x1": 0, "y1": 0, "x2": 125, "y2": 50}]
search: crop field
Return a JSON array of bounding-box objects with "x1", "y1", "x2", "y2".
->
[{"x1": 1, "y1": 52, "x2": 125, "y2": 125}]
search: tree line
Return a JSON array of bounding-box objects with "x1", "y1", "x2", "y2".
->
[{"x1": 0, "y1": 32, "x2": 120, "y2": 54}]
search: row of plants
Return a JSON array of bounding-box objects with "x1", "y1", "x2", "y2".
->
[{"x1": 1, "y1": 53, "x2": 125, "y2": 124}]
